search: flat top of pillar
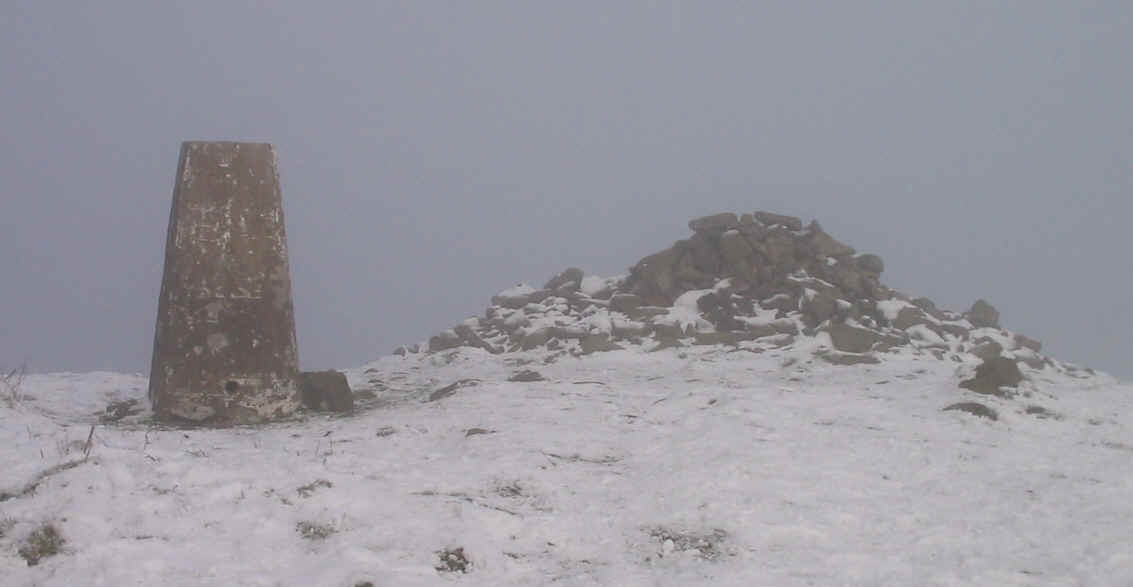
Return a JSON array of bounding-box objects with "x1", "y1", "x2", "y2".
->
[{"x1": 181, "y1": 141, "x2": 275, "y2": 150}]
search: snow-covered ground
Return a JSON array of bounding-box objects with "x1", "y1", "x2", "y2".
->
[{"x1": 1, "y1": 344, "x2": 1130, "y2": 586}]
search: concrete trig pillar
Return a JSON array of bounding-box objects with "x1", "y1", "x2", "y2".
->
[{"x1": 149, "y1": 141, "x2": 300, "y2": 425}]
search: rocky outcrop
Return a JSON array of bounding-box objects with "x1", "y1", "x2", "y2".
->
[{"x1": 411, "y1": 210, "x2": 1074, "y2": 384}]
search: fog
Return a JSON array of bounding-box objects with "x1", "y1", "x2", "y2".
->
[{"x1": 2, "y1": 2, "x2": 1130, "y2": 377}]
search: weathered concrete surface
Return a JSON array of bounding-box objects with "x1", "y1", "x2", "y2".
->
[{"x1": 148, "y1": 141, "x2": 300, "y2": 425}]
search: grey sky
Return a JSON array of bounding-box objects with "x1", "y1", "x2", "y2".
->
[{"x1": 1, "y1": 2, "x2": 1130, "y2": 378}]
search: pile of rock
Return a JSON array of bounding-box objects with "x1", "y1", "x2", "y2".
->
[{"x1": 412, "y1": 211, "x2": 1063, "y2": 378}]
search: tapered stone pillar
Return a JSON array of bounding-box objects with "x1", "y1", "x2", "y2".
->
[{"x1": 149, "y1": 141, "x2": 300, "y2": 425}]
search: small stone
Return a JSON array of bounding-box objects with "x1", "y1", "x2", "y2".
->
[
  {"x1": 943, "y1": 402, "x2": 998, "y2": 420},
  {"x1": 580, "y1": 333, "x2": 623, "y2": 355},
  {"x1": 818, "y1": 351, "x2": 881, "y2": 366},
  {"x1": 508, "y1": 370, "x2": 545, "y2": 382}
]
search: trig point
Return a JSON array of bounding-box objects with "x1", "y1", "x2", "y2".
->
[{"x1": 148, "y1": 141, "x2": 300, "y2": 425}]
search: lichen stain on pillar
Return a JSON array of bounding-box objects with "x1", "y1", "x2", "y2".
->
[{"x1": 149, "y1": 141, "x2": 300, "y2": 426}]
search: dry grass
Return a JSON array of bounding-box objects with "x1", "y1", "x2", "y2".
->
[{"x1": 18, "y1": 522, "x2": 65, "y2": 566}]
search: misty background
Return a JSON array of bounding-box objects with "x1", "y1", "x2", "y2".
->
[{"x1": 1, "y1": 2, "x2": 1130, "y2": 378}]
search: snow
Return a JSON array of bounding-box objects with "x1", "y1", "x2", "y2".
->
[
  {"x1": 658, "y1": 290, "x2": 714, "y2": 333},
  {"x1": 1, "y1": 347, "x2": 1130, "y2": 585},
  {"x1": 907, "y1": 324, "x2": 948, "y2": 348},
  {"x1": 495, "y1": 284, "x2": 536, "y2": 301},
  {"x1": 877, "y1": 299, "x2": 916, "y2": 322},
  {"x1": 580, "y1": 276, "x2": 614, "y2": 297}
]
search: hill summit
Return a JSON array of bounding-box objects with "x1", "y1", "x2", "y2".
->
[{"x1": 417, "y1": 211, "x2": 1084, "y2": 385}]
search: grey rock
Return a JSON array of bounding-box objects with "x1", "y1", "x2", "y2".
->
[
  {"x1": 804, "y1": 221, "x2": 855, "y2": 258},
  {"x1": 943, "y1": 402, "x2": 998, "y2": 421},
  {"x1": 937, "y1": 322, "x2": 971, "y2": 339},
  {"x1": 694, "y1": 331, "x2": 756, "y2": 346},
  {"x1": 697, "y1": 291, "x2": 744, "y2": 332},
  {"x1": 825, "y1": 323, "x2": 886, "y2": 354},
  {"x1": 826, "y1": 322, "x2": 906, "y2": 354},
  {"x1": 630, "y1": 246, "x2": 682, "y2": 304},
  {"x1": 719, "y1": 230, "x2": 758, "y2": 283},
  {"x1": 609, "y1": 293, "x2": 643, "y2": 313},
  {"x1": 543, "y1": 267, "x2": 584, "y2": 291},
  {"x1": 549, "y1": 325, "x2": 588, "y2": 340},
  {"x1": 508, "y1": 369, "x2": 545, "y2": 382},
  {"x1": 427, "y1": 379, "x2": 479, "y2": 402},
  {"x1": 580, "y1": 333, "x2": 623, "y2": 355},
  {"x1": 959, "y1": 357, "x2": 1023, "y2": 397},
  {"x1": 491, "y1": 288, "x2": 538, "y2": 309},
  {"x1": 760, "y1": 293, "x2": 797, "y2": 313},
  {"x1": 612, "y1": 320, "x2": 652, "y2": 338},
  {"x1": 966, "y1": 299, "x2": 1001, "y2": 329},
  {"x1": 686, "y1": 233, "x2": 722, "y2": 276},
  {"x1": 653, "y1": 323, "x2": 685, "y2": 342},
  {"x1": 300, "y1": 370, "x2": 354, "y2": 413},
  {"x1": 520, "y1": 327, "x2": 552, "y2": 350},
  {"x1": 1015, "y1": 333, "x2": 1042, "y2": 352},
  {"x1": 688, "y1": 212, "x2": 739, "y2": 234},
  {"x1": 912, "y1": 297, "x2": 939, "y2": 315},
  {"x1": 893, "y1": 307, "x2": 930, "y2": 330},
  {"x1": 801, "y1": 291, "x2": 838, "y2": 325},
  {"x1": 970, "y1": 339, "x2": 1003, "y2": 361},
  {"x1": 453, "y1": 324, "x2": 499, "y2": 354},
  {"x1": 760, "y1": 229, "x2": 797, "y2": 266},
  {"x1": 818, "y1": 351, "x2": 881, "y2": 366},
  {"x1": 428, "y1": 330, "x2": 463, "y2": 352},
  {"x1": 754, "y1": 211, "x2": 803, "y2": 231},
  {"x1": 855, "y1": 254, "x2": 885, "y2": 275}
]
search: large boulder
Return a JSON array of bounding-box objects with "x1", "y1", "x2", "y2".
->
[
  {"x1": 544, "y1": 267, "x2": 584, "y2": 292},
  {"x1": 491, "y1": 285, "x2": 540, "y2": 309},
  {"x1": 803, "y1": 221, "x2": 855, "y2": 258},
  {"x1": 1015, "y1": 334, "x2": 1042, "y2": 352},
  {"x1": 801, "y1": 291, "x2": 838, "y2": 326},
  {"x1": 965, "y1": 299, "x2": 1000, "y2": 329},
  {"x1": 688, "y1": 213, "x2": 739, "y2": 234},
  {"x1": 893, "y1": 307, "x2": 932, "y2": 331},
  {"x1": 630, "y1": 247, "x2": 682, "y2": 304},
  {"x1": 759, "y1": 229, "x2": 797, "y2": 267},
  {"x1": 718, "y1": 230, "x2": 757, "y2": 284},
  {"x1": 300, "y1": 370, "x2": 354, "y2": 413},
  {"x1": 609, "y1": 293, "x2": 643, "y2": 314},
  {"x1": 969, "y1": 339, "x2": 1003, "y2": 361},
  {"x1": 428, "y1": 329, "x2": 463, "y2": 352},
  {"x1": 825, "y1": 323, "x2": 901, "y2": 354},
  {"x1": 854, "y1": 254, "x2": 885, "y2": 275},
  {"x1": 686, "y1": 233, "x2": 722, "y2": 276},
  {"x1": 959, "y1": 357, "x2": 1023, "y2": 397}
]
